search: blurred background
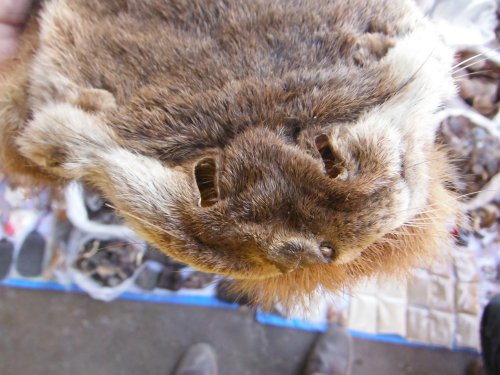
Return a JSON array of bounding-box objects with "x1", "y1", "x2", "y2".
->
[{"x1": 1, "y1": 0, "x2": 499, "y2": 374}]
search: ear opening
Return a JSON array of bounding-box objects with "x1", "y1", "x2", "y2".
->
[
  {"x1": 315, "y1": 134, "x2": 346, "y2": 180},
  {"x1": 194, "y1": 158, "x2": 219, "y2": 207}
]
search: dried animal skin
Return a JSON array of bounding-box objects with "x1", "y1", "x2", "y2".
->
[
  {"x1": 75, "y1": 239, "x2": 141, "y2": 287},
  {"x1": 0, "y1": 0, "x2": 460, "y2": 309}
]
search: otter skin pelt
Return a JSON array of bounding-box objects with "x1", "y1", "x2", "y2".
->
[{"x1": 0, "y1": 0, "x2": 460, "y2": 310}]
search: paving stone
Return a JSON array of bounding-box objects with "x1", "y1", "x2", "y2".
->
[
  {"x1": 16, "y1": 230, "x2": 46, "y2": 277},
  {"x1": 0, "y1": 238, "x2": 14, "y2": 280}
]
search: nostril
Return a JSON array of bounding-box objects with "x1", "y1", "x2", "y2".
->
[
  {"x1": 273, "y1": 240, "x2": 337, "y2": 269},
  {"x1": 319, "y1": 241, "x2": 336, "y2": 260}
]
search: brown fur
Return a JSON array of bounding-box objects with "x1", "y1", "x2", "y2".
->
[{"x1": 0, "y1": 0, "x2": 461, "y2": 311}]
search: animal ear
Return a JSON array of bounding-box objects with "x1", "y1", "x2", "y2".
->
[
  {"x1": 194, "y1": 157, "x2": 219, "y2": 207},
  {"x1": 315, "y1": 134, "x2": 347, "y2": 180}
]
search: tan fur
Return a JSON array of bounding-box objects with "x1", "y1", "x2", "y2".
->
[{"x1": 0, "y1": 0, "x2": 461, "y2": 311}]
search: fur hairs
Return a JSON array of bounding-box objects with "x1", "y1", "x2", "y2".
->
[{"x1": 0, "y1": 0, "x2": 460, "y2": 310}]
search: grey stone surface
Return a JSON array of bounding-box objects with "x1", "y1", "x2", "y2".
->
[
  {"x1": 134, "y1": 265, "x2": 161, "y2": 291},
  {"x1": 15, "y1": 231, "x2": 45, "y2": 277},
  {"x1": 0, "y1": 239, "x2": 13, "y2": 279},
  {"x1": 0, "y1": 287, "x2": 480, "y2": 375}
]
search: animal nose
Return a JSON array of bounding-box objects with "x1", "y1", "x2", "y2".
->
[
  {"x1": 286, "y1": 240, "x2": 337, "y2": 263},
  {"x1": 271, "y1": 240, "x2": 337, "y2": 273},
  {"x1": 319, "y1": 241, "x2": 336, "y2": 260}
]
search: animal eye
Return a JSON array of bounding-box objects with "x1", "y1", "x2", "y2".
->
[
  {"x1": 194, "y1": 158, "x2": 219, "y2": 207},
  {"x1": 315, "y1": 134, "x2": 347, "y2": 180}
]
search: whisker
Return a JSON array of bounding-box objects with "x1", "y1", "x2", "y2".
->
[
  {"x1": 441, "y1": 190, "x2": 492, "y2": 202},
  {"x1": 391, "y1": 47, "x2": 437, "y2": 97},
  {"x1": 452, "y1": 53, "x2": 485, "y2": 69},
  {"x1": 404, "y1": 152, "x2": 466, "y2": 172},
  {"x1": 390, "y1": 190, "x2": 492, "y2": 217},
  {"x1": 392, "y1": 205, "x2": 446, "y2": 217},
  {"x1": 391, "y1": 227, "x2": 434, "y2": 236},
  {"x1": 452, "y1": 54, "x2": 499, "y2": 74},
  {"x1": 391, "y1": 232, "x2": 450, "y2": 239},
  {"x1": 451, "y1": 48, "x2": 500, "y2": 70},
  {"x1": 404, "y1": 157, "x2": 456, "y2": 170},
  {"x1": 475, "y1": 45, "x2": 500, "y2": 65},
  {"x1": 453, "y1": 70, "x2": 493, "y2": 80},
  {"x1": 404, "y1": 219, "x2": 438, "y2": 225},
  {"x1": 400, "y1": 225, "x2": 450, "y2": 234},
  {"x1": 402, "y1": 223, "x2": 438, "y2": 229},
  {"x1": 105, "y1": 203, "x2": 177, "y2": 239},
  {"x1": 398, "y1": 224, "x2": 430, "y2": 230},
  {"x1": 402, "y1": 220, "x2": 438, "y2": 226}
]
